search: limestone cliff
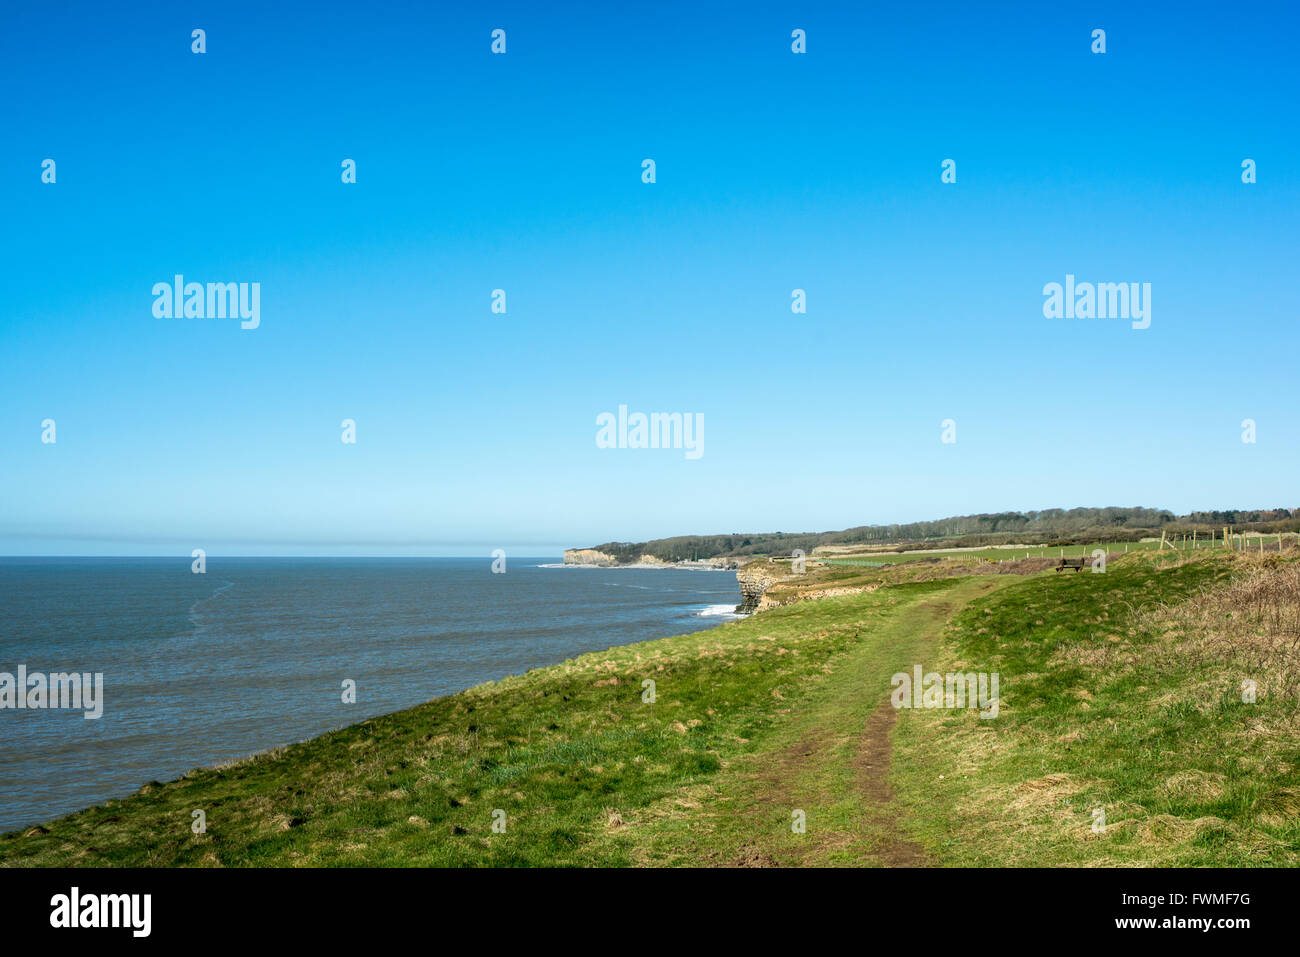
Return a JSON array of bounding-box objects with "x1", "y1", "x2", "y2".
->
[
  {"x1": 562, "y1": 548, "x2": 736, "y2": 569},
  {"x1": 736, "y1": 560, "x2": 785, "y2": 614},
  {"x1": 562, "y1": 549, "x2": 793, "y2": 614},
  {"x1": 562, "y1": 548, "x2": 620, "y2": 566}
]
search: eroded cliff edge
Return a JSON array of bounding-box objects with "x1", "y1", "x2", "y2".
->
[
  {"x1": 562, "y1": 548, "x2": 622, "y2": 567},
  {"x1": 735, "y1": 560, "x2": 783, "y2": 614},
  {"x1": 562, "y1": 548, "x2": 737, "y2": 570}
]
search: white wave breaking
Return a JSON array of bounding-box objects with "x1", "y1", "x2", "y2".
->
[{"x1": 697, "y1": 603, "x2": 746, "y2": 618}]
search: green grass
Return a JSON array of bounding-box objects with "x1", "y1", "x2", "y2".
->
[
  {"x1": 892, "y1": 551, "x2": 1300, "y2": 865},
  {"x1": 820, "y1": 538, "x2": 1225, "y2": 565},
  {"x1": 0, "y1": 576, "x2": 978, "y2": 866},
  {"x1": 4, "y1": 549, "x2": 1296, "y2": 867},
  {"x1": 603, "y1": 576, "x2": 1009, "y2": 866}
]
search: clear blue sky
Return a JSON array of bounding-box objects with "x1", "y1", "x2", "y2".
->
[{"x1": 2, "y1": 1, "x2": 1297, "y2": 556}]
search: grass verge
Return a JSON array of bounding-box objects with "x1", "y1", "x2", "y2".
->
[{"x1": 893, "y1": 550, "x2": 1300, "y2": 865}]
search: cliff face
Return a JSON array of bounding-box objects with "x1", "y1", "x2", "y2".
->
[
  {"x1": 735, "y1": 561, "x2": 784, "y2": 614},
  {"x1": 562, "y1": 549, "x2": 665, "y2": 566},
  {"x1": 563, "y1": 548, "x2": 620, "y2": 566},
  {"x1": 562, "y1": 549, "x2": 781, "y2": 613},
  {"x1": 563, "y1": 549, "x2": 736, "y2": 569}
]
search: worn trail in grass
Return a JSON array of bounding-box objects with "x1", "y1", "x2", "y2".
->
[
  {"x1": 0, "y1": 570, "x2": 1000, "y2": 866},
  {"x1": 614, "y1": 576, "x2": 1010, "y2": 866},
  {"x1": 9, "y1": 550, "x2": 1289, "y2": 868},
  {"x1": 1, "y1": 571, "x2": 1007, "y2": 867},
  {"x1": 892, "y1": 551, "x2": 1300, "y2": 866}
]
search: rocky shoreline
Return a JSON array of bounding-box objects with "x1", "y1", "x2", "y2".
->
[
  {"x1": 563, "y1": 547, "x2": 762, "y2": 614},
  {"x1": 562, "y1": 548, "x2": 739, "y2": 571}
]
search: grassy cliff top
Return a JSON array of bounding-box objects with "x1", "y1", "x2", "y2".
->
[
  {"x1": 4, "y1": 548, "x2": 1298, "y2": 867},
  {"x1": 579, "y1": 507, "x2": 1298, "y2": 563}
]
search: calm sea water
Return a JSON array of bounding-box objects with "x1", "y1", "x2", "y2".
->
[{"x1": 0, "y1": 557, "x2": 741, "y2": 834}]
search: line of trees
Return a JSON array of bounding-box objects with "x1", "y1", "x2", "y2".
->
[{"x1": 588, "y1": 507, "x2": 1298, "y2": 563}]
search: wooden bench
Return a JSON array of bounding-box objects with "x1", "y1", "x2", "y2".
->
[{"x1": 1054, "y1": 557, "x2": 1088, "y2": 572}]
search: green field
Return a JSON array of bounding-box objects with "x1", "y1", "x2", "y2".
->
[
  {"x1": 819, "y1": 536, "x2": 1288, "y2": 566},
  {"x1": 2, "y1": 548, "x2": 1297, "y2": 867}
]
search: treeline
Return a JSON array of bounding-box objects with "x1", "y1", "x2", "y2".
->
[
  {"x1": 589, "y1": 532, "x2": 824, "y2": 563},
  {"x1": 588, "y1": 506, "x2": 1298, "y2": 562},
  {"x1": 1182, "y1": 509, "x2": 1294, "y2": 526}
]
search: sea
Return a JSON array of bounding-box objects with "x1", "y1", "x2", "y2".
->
[{"x1": 0, "y1": 557, "x2": 743, "y2": 834}]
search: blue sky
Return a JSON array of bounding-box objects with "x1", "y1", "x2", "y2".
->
[{"x1": 2, "y1": 1, "x2": 1297, "y2": 556}]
